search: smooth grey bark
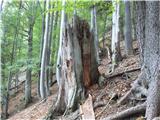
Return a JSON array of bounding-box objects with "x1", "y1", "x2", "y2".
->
[
  {"x1": 102, "y1": 15, "x2": 108, "y2": 48},
  {"x1": 40, "y1": 0, "x2": 50, "y2": 99},
  {"x1": 111, "y1": 0, "x2": 122, "y2": 72},
  {"x1": 38, "y1": 0, "x2": 46, "y2": 98},
  {"x1": 91, "y1": 5, "x2": 100, "y2": 64},
  {"x1": 144, "y1": 2, "x2": 160, "y2": 120},
  {"x1": 131, "y1": 2, "x2": 136, "y2": 40},
  {"x1": 50, "y1": 11, "x2": 59, "y2": 85},
  {"x1": 25, "y1": 22, "x2": 33, "y2": 105},
  {"x1": 25, "y1": 0, "x2": 38, "y2": 105},
  {"x1": 124, "y1": 0, "x2": 133, "y2": 56},
  {"x1": 56, "y1": 0, "x2": 65, "y2": 87},
  {"x1": 46, "y1": 1, "x2": 54, "y2": 96}
]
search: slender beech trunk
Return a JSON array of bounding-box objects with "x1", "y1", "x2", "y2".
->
[
  {"x1": 124, "y1": 0, "x2": 133, "y2": 56},
  {"x1": 50, "y1": 10, "x2": 59, "y2": 85},
  {"x1": 38, "y1": 0, "x2": 46, "y2": 98},
  {"x1": 25, "y1": 0, "x2": 38, "y2": 105},
  {"x1": 91, "y1": 5, "x2": 100, "y2": 64},
  {"x1": 111, "y1": 0, "x2": 122, "y2": 72},
  {"x1": 40, "y1": 0, "x2": 50, "y2": 99},
  {"x1": 46, "y1": 1, "x2": 54, "y2": 96},
  {"x1": 131, "y1": 2, "x2": 136, "y2": 40},
  {"x1": 25, "y1": 21, "x2": 33, "y2": 105}
]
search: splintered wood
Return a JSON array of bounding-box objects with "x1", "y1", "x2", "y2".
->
[{"x1": 80, "y1": 94, "x2": 95, "y2": 120}]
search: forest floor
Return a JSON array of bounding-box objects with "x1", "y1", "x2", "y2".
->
[{"x1": 8, "y1": 40, "x2": 142, "y2": 120}]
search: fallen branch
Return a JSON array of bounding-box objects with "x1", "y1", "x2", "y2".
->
[
  {"x1": 96, "y1": 94, "x2": 114, "y2": 118},
  {"x1": 103, "y1": 102, "x2": 146, "y2": 120},
  {"x1": 9, "y1": 80, "x2": 25, "y2": 90},
  {"x1": 94, "y1": 100, "x2": 106, "y2": 110},
  {"x1": 104, "y1": 67, "x2": 140, "y2": 79},
  {"x1": 117, "y1": 89, "x2": 133, "y2": 105}
]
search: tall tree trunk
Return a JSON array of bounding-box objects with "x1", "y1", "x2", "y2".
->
[
  {"x1": 111, "y1": 0, "x2": 122, "y2": 72},
  {"x1": 144, "y1": 2, "x2": 160, "y2": 120},
  {"x1": 46, "y1": 1, "x2": 54, "y2": 96},
  {"x1": 50, "y1": 10, "x2": 59, "y2": 85},
  {"x1": 135, "y1": 1, "x2": 146, "y2": 66},
  {"x1": 1, "y1": 29, "x2": 8, "y2": 120},
  {"x1": 40, "y1": 0, "x2": 50, "y2": 99},
  {"x1": 25, "y1": 22, "x2": 33, "y2": 105},
  {"x1": 91, "y1": 5, "x2": 100, "y2": 64},
  {"x1": 38, "y1": 0, "x2": 46, "y2": 98},
  {"x1": 124, "y1": 0, "x2": 133, "y2": 56},
  {"x1": 131, "y1": 2, "x2": 136, "y2": 40},
  {"x1": 25, "y1": 0, "x2": 38, "y2": 105}
]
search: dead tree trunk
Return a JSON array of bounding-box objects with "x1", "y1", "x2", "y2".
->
[{"x1": 46, "y1": 15, "x2": 99, "y2": 119}]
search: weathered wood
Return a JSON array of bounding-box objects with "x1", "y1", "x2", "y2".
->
[
  {"x1": 103, "y1": 102, "x2": 146, "y2": 120},
  {"x1": 80, "y1": 94, "x2": 95, "y2": 120},
  {"x1": 47, "y1": 15, "x2": 99, "y2": 118},
  {"x1": 104, "y1": 67, "x2": 140, "y2": 79}
]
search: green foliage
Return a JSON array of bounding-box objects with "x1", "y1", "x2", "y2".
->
[{"x1": 1, "y1": 0, "x2": 115, "y2": 95}]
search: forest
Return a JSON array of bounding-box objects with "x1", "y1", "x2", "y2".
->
[{"x1": 0, "y1": 0, "x2": 160, "y2": 120}]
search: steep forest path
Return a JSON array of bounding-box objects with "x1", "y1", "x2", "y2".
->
[{"x1": 8, "y1": 40, "x2": 141, "y2": 120}]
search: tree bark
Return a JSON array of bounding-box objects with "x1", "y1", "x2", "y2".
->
[
  {"x1": 40, "y1": 0, "x2": 50, "y2": 99},
  {"x1": 144, "y1": 2, "x2": 160, "y2": 120},
  {"x1": 47, "y1": 6, "x2": 99, "y2": 119},
  {"x1": 25, "y1": 0, "x2": 38, "y2": 105},
  {"x1": 135, "y1": 1, "x2": 146, "y2": 66},
  {"x1": 38, "y1": 0, "x2": 46, "y2": 98},
  {"x1": 91, "y1": 5, "x2": 100, "y2": 64},
  {"x1": 124, "y1": 0, "x2": 133, "y2": 56},
  {"x1": 111, "y1": 0, "x2": 122, "y2": 72},
  {"x1": 46, "y1": 1, "x2": 54, "y2": 96}
]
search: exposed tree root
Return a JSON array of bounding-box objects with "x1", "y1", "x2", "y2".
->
[
  {"x1": 117, "y1": 89, "x2": 133, "y2": 105},
  {"x1": 117, "y1": 71, "x2": 148, "y2": 105},
  {"x1": 103, "y1": 102, "x2": 146, "y2": 120},
  {"x1": 96, "y1": 93, "x2": 115, "y2": 118},
  {"x1": 93, "y1": 100, "x2": 106, "y2": 110},
  {"x1": 104, "y1": 67, "x2": 140, "y2": 79}
]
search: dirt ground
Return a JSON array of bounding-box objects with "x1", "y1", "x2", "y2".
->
[{"x1": 8, "y1": 40, "x2": 142, "y2": 120}]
